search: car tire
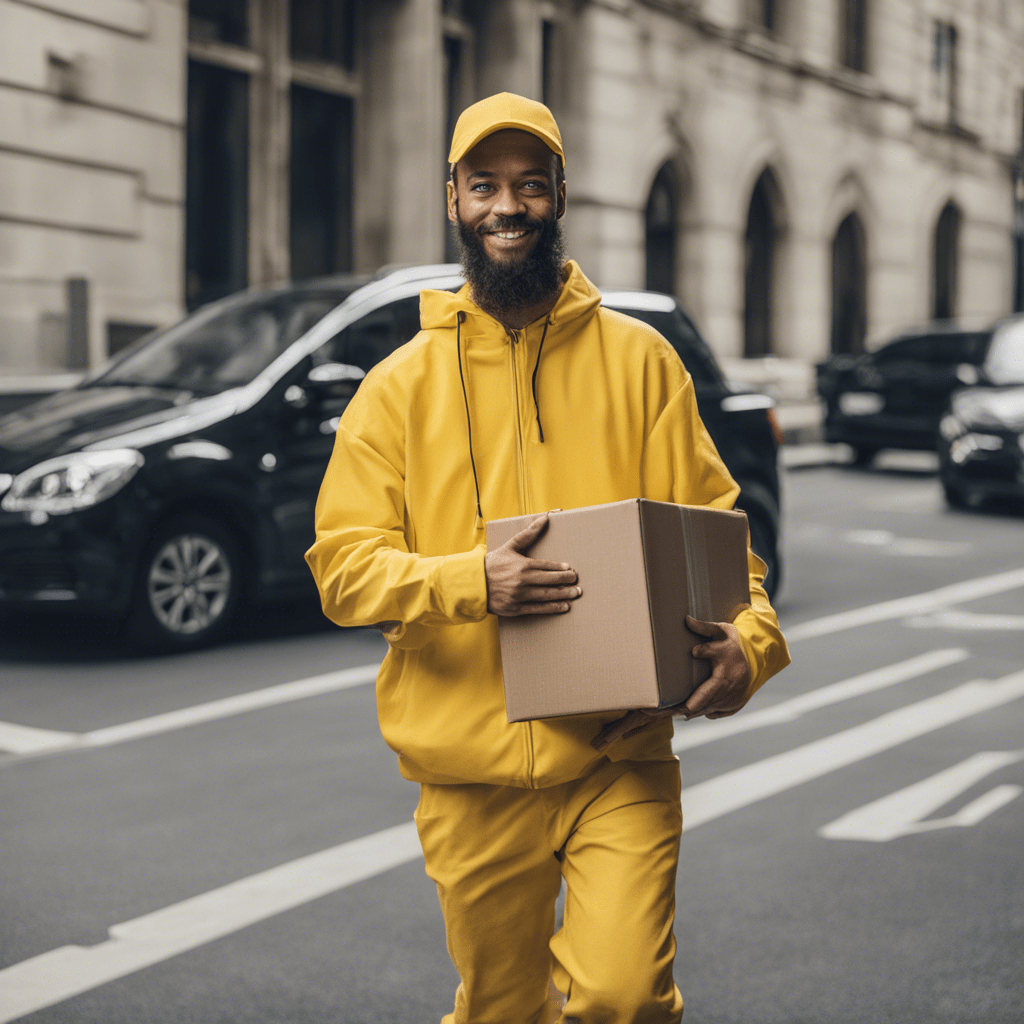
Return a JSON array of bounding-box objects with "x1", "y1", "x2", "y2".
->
[
  {"x1": 851, "y1": 446, "x2": 879, "y2": 467},
  {"x1": 126, "y1": 514, "x2": 241, "y2": 652},
  {"x1": 943, "y1": 482, "x2": 970, "y2": 510}
]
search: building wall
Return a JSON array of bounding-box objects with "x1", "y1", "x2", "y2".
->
[
  {"x1": 0, "y1": 0, "x2": 186, "y2": 372},
  {"x1": 2, "y1": 0, "x2": 1022, "y2": 375}
]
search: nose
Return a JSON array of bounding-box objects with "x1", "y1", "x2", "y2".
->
[{"x1": 491, "y1": 185, "x2": 526, "y2": 219}]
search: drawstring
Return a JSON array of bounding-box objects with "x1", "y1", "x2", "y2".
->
[
  {"x1": 455, "y1": 311, "x2": 483, "y2": 522},
  {"x1": 531, "y1": 318, "x2": 550, "y2": 443}
]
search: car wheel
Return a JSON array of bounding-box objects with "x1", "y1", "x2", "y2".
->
[
  {"x1": 851, "y1": 446, "x2": 879, "y2": 467},
  {"x1": 127, "y1": 514, "x2": 241, "y2": 652},
  {"x1": 735, "y1": 485, "x2": 781, "y2": 602}
]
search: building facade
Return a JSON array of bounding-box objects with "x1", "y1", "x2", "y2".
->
[{"x1": 2, "y1": 0, "x2": 1023, "y2": 375}]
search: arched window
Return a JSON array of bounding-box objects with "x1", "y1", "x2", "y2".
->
[
  {"x1": 744, "y1": 169, "x2": 782, "y2": 358},
  {"x1": 831, "y1": 212, "x2": 867, "y2": 355},
  {"x1": 645, "y1": 163, "x2": 678, "y2": 296},
  {"x1": 841, "y1": 0, "x2": 868, "y2": 72},
  {"x1": 933, "y1": 201, "x2": 961, "y2": 320}
]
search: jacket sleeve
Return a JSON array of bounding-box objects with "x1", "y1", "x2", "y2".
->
[
  {"x1": 641, "y1": 374, "x2": 791, "y2": 701},
  {"x1": 304, "y1": 381, "x2": 489, "y2": 641}
]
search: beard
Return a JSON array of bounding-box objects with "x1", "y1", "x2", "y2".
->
[{"x1": 453, "y1": 211, "x2": 565, "y2": 318}]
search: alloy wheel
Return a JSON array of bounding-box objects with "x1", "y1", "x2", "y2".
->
[{"x1": 147, "y1": 533, "x2": 232, "y2": 636}]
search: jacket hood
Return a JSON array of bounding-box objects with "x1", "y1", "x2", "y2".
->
[{"x1": 418, "y1": 260, "x2": 602, "y2": 334}]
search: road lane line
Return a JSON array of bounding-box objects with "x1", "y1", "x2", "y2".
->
[
  {"x1": 0, "y1": 822, "x2": 420, "y2": 1023},
  {"x1": 784, "y1": 566, "x2": 1024, "y2": 642},
  {"x1": 0, "y1": 663, "x2": 381, "y2": 757},
  {"x1": 0, "y1": 721, "x2": 78, "y2": 755},
  {"x1": 680, "y1": 669, "x2": 1024, "y2": 830},
  {"x1": 672, "y1": 648, "x2": 968, "y2": 753},
  {"x1": 4, "y1": 668, "x2": 1024, "y2": 1021},
  {"x1": 819, "y1": 751, "x2": 1024, "y2": 842}
]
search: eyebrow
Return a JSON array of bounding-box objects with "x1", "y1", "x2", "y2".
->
[{"x1": 466, "y1": 168, "x2": 551, "y2": 181}]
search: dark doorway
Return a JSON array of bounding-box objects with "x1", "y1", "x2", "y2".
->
[
  {"x1": 933, "y1": 201, "x2": 960, "y2": 320},
  {"x1": 645, "y1": 163, "x2": 678, "y2": 295},
  {"x1": 831, "y1": 212, "x2": 867, "y2": 354},
  {"x1": 289, "y1": 86, "x2": 353, "y2": 280},
  {"x1": 744, "y1": 170, "x2": 780, "y2": 357},
  {"x1": 185, "y1": 59, "x2": 249, "y2": 311}
]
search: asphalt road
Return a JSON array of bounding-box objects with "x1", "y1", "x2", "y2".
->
[{"x1": 1, "y1": 456, "x2": 1022, "y2": 1024}]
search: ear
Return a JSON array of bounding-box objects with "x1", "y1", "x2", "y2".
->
[
  {"x1": 556, "y1": 176, "x2": 566, "y2": 219},
  {"x1": 446, "y1": 177, "x2": 458, "y2": 224}
]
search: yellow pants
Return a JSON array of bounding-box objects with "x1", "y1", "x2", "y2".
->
[{"x1": 415, "y1": 756, "x2": 685, "y2": 1024}]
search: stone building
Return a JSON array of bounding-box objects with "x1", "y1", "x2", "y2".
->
[{"x1": 2, "y1": 0, "x2": 1023, "y2": 377}]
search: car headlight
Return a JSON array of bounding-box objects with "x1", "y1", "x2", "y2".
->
[
  {"x1": 949, "y1": 433, "x2": 1004, "y2": 465},
  {"x1": 1, "y1": 449, "x2": 144, "y2": 515}
]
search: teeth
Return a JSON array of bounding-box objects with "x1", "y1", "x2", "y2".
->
[{"x1": 493, "y1": 231, "x2": 527, "y2": 239}]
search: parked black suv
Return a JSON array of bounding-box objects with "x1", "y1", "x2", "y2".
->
[
  {"x1": 816, "y1": 319, "x2": 1022, "y2": 465},
  {"x1": 0, "y1": 266, "x2": 783, "y2": 650}
]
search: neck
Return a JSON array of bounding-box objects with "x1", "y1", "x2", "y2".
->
[{"x1": 471, "y1": 288, "x2": 559, "y2": 331}]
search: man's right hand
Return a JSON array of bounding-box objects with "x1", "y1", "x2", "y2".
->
[{"x1": 485, "y1": 513, "x2": 581, "y2": 616}]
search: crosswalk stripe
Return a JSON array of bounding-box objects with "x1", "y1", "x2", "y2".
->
[
  {"x1": 0, "y1": 663, "x2": 381, "y2": 756},
  {"x1": 783, "y1": 566, "x2": 1024, "y2": 642},
  {"x1": 3, "y1": 667, "x2": 1023, "y2": 1022},
  {"x1": 672, "y1": 648, "x2": 968, "y2": 752}
]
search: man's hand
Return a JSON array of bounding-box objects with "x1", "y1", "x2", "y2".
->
[
  {"x1": 591, "y1": 614, "x2": 752, "y2": 751},
  {"x1": 486, "y1": 513, "x2": 581, "y2": 617}
]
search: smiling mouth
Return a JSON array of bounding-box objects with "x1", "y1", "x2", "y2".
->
[{"x1": 488, "y1": 229, "x2": 532, "y2": 240}]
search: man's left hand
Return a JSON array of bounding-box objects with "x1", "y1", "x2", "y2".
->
[{"x1": 590, "y1": 614, "x2": 752, "y2": 752}]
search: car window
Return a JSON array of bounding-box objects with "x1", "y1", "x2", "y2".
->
[
  {"x1": 876, "y1": 332, "x2": 988, "y2": 365},
  {"x1": 607, "y1": 306, "x2": 723, "y2": 384},
  {"x1": 314, "y1": 296, "x2": 422, "y2": 373},
  {"x1": 92, "y1": 290, "x2": 347, "y2": 394},
  {"x1": 984, "y1": 319, "x2": 1024, "y2": 385}
]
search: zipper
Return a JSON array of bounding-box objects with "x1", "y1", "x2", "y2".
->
[
  {"x1": 507, "y1": 325, "x2": 536, "y2": 786},
  {"x1": 507, "y1": 327, "x2": 530, "y2": 515}
]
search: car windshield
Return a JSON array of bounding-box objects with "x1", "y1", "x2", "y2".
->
[
  {"x1": 89, "y1": 288, "x2": 353, "y2": 394},
  {"x1": 984, "y1": 319, "x2": 1024, "y2": 385}
]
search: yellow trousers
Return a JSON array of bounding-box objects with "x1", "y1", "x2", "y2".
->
[{"x1": 415, "y1": 756, "x2": 685, "y2": 1024}]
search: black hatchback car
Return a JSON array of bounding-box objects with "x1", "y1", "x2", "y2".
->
[
  {"x1": 816, "y1": 320, "x2": 1017, "y2": 465},
  {"x1": 0, "y1": 266, "x2": 783, "y2": 650}
]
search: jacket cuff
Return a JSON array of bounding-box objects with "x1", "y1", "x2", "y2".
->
[{"x1": 439, "y1": 545, "x2": 490, "y2": 622}]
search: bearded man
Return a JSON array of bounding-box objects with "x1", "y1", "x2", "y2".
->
[{"x1": 306, "y1": 93, "x2": 789, "y2": 1024}]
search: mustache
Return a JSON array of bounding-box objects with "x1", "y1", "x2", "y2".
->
[{"x1": 476, "y1": 213, "x2": 545, "y2": 235}]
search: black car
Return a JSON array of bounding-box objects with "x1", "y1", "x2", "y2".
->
[
  {"x1": 0, "y1": 266, "x2": 783, "y2": 651},
  {"x1": 816, "y1": 320, "x2": 1015, "y2": 465},
  {"x1": 937, "y1": 319, "x2": 1024, "y2": 509}
]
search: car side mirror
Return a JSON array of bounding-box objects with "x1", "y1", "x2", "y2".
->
[{"x1": 955, "y1": 363, "x2": 980, "y2": 386}]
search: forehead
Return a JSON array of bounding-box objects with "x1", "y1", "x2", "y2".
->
[{"x1": 458, "y1": 128, "x2": 558, "y2": 178}]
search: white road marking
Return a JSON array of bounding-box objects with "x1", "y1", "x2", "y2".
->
[
  {"x1": 672, "y1": 648, "x2": 969, "y2": 752},
  {"x1": 0, "y1": 822, "x2": 421, "y2": 1023},
  {"x1": 680, "y1": 669, "x2": 1024, "y2": 831},
  {"x1": 841, "y1": 529, "x2": 971, "y2": 558},
  {"x1": 905, "y1": 608, "x2": 1024, "y2": 631},
  {"x1": 820, "y1": 751, "x2": 1024, "y2": 842},
  {"x1": 784, "y1": 566, "x2": 1024, "y2": 642},
  {"x1": 4, "y1": 667, "x2": 1024, "y2": 1020},
  {"x1": 0, "y1": 721, "x2": 78, "y2": 756},
  {"x1": 0, "y1": 663, "x2": 381, "y2": 756}
]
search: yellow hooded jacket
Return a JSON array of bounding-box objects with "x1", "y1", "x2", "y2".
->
[{"x1": 306, "y1": 262, "x2": 790, "y2": 788}]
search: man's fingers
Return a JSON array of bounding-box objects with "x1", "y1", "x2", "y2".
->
[
  {"x1": 521, "y1": 565, "x2": 578, "y2": 585},
  {"x1": 591, "y1": 710, "x2": 652, "y2": 751},
  {"x1": 505, "y1": 600, "x2": 573, "y2": 616},
  {"x1": 517, "y1": 585, "x2": 582, "y2": 603},
  {"x1": 509, "y1": 514, "x2": 550, "y2": 552},
  {"x1": 686, "y1": 614, "x2": 726, "y2": 639}
]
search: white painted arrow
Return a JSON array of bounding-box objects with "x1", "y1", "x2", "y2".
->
[{"x1": 819, "y1": 750, "x2": 1024, "y2": 842}]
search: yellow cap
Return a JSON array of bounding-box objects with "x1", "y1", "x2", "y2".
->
[{"x1": 448, "y1": 92, "x2": 565, "y2": 169}]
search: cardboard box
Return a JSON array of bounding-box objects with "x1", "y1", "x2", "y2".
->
[{"x1": 486, "y1": 499, "x2": 751, "y2": 722}]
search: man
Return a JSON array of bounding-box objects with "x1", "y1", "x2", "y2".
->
[{"x1": 306, "y1": 93, "x2": 789, "y2": 1024}]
